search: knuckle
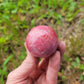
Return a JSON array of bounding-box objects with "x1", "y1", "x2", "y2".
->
[
  {"x1": 7, "y1": 71, "x2": 14, "y2": 79},
  {"x1": 8, "y1": 72, "x2": 12, "y2": 79}
]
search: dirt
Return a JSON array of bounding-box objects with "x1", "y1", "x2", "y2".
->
[
  {"x1": 15, "y1": 11, "x2": 84, "y2": 84},
  {"x1": 1, "y1": 9, "x2": 84, "y2": 84}
]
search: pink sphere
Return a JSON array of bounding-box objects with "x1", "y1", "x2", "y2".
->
[{"x1": 26, "y1": 25, "x2": 58, "y2": 58}]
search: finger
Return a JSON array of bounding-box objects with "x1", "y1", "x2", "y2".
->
[
  {"x1": 58, "y1": 41, "x2": 66, "y2": 59},
  {"x1": 39, "y1": 57, "x2": 49, "y2": 71},
  {"x1": 32, "y1": 41, "x2": 65, "y2": 79},
  {"x1": 46, "y1": 51, "x2": 61, "y2": 84},
  {"x1": 7, "y1": 43, "x2": 40, "y2": 81},
  {"x1": 28, "y1": 58, "x2": 49, "y2": 80},
  {"x1": 39, "y1": 41, "x2": 65, "y2": 72}
]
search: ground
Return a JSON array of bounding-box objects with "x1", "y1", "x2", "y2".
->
[{"x1": 0, "y1": 0, "x2": 84, "y2": 84}]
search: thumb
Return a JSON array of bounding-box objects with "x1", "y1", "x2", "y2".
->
[{"x1": 7, "y1": 44, "x2": 40, "y2": 82}]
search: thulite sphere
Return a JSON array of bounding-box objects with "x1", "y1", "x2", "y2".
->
[{"x1": 26, "y1": 25, "x2": 58, "y2": 58}]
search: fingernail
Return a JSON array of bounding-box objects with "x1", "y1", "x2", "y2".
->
[{"x1": 61, "y1": 41, "x2": 65, "y2": 46}]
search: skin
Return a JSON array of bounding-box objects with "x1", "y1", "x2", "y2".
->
[{"x1": 6, "y1": 41, "x2": 65, "y2": 84}]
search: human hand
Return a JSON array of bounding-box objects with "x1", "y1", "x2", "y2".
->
[{"x1": 6, "y1": 41, "x2": 65, "y2": 84}]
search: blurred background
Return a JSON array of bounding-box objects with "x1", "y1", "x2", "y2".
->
[{"x1": 0, "y1": 0, "x2": 84, "y2": 84}]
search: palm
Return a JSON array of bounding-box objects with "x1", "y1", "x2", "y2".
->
[
  {"x1": 16, "y1": 56, "x2": 59, "y2": 84},
  {"x1": 24, "y1": 72, "x2": 46, "y2": 84}
]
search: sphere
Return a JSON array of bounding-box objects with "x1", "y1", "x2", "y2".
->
[{"x1": 26, "y1": 25, "x2": 58, "y2": 58}]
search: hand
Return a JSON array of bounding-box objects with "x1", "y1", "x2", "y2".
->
[{"x1": 6, "y1": 41, "x2": 65, "y2": 84}]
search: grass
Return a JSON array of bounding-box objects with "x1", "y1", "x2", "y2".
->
[{"x1": 0, "y1": 0, "x2": 84, "y2": 84}]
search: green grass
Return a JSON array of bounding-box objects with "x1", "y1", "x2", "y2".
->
[
  {"x1": 0, "y1": 0, "x2": 84, "y2": 84},
  {"x1": 0, "y1": 55, "x2": 13, "y2": 83}
]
